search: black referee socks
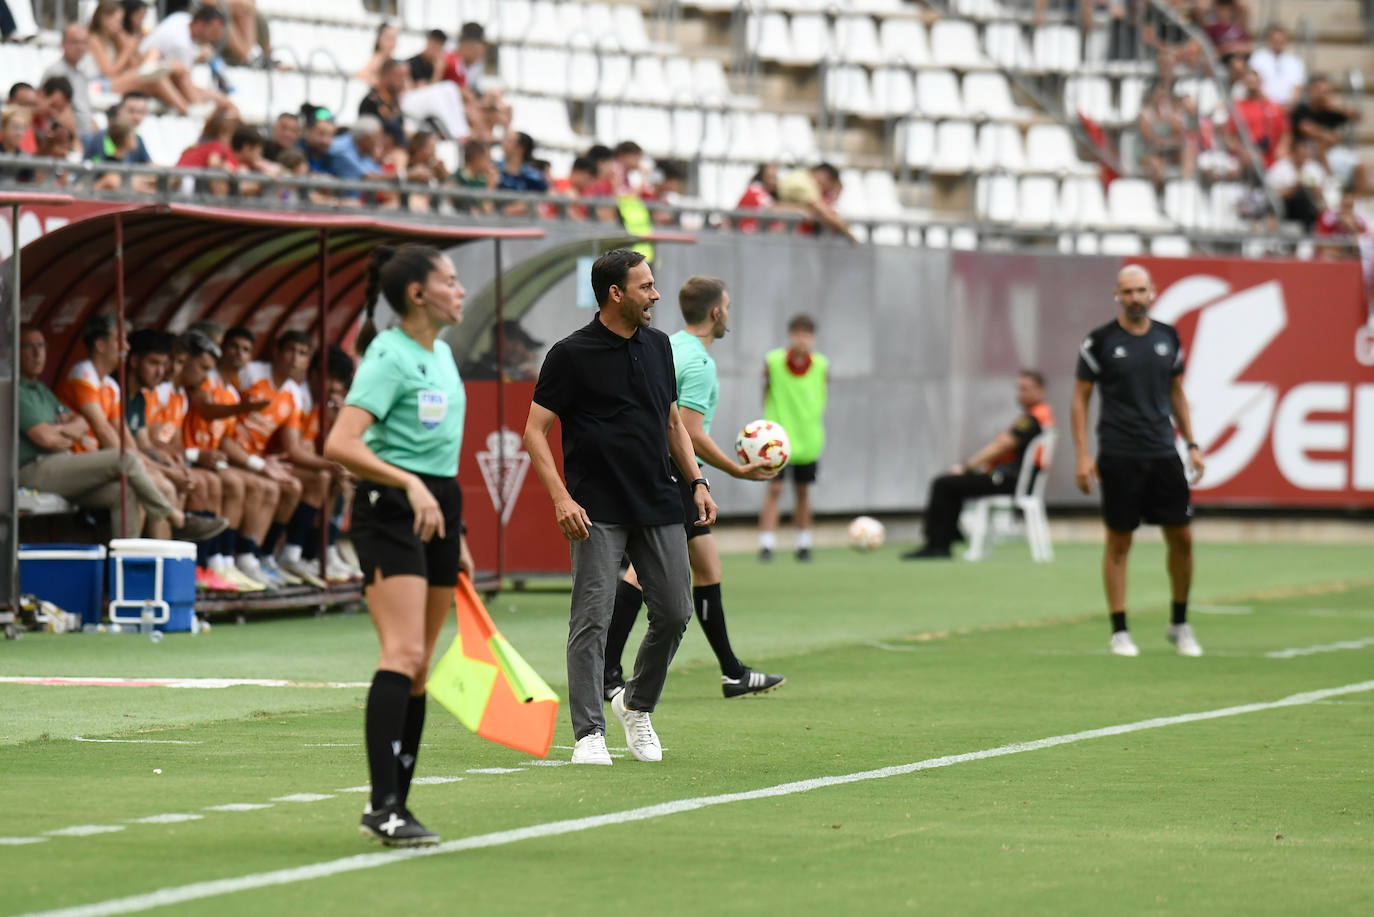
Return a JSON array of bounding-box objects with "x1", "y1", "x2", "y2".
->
[
  {"x1": 1171, "y1": 601, "x2": 1188, "y2": 625},
  {"x1": 397, "y1": 693, "x2": 426, "y2": 808},
  {"x1": 365, "y1": 669, "x2": 412, "y2": 810},
  {"x1": 604, "y1": 580, "x2": 644, "y2": 685},
  {"x1": 1110, "y1": 611, "x2": 1128, "y2": 634},
  {"x1": 694, "y1": 584, "x2": 744, "y2": 678}
]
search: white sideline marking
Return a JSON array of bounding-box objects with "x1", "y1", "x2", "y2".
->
[
  {"x1": 202, "y1": 804, "x2": 272, "y2": 813},
  {"x1": 45, "y1": 826, "x2": 125, "y2": 837},
  {"x1": 411, "y1": 777, "x2": 463, "y2": 786},
  {"x1": 302, "y1": 744, "x2": 354, "y2": 748},
  {"x1": 72, "y1": 737, "x2": 201, "y2": 745},
  {"x1": 1266, "y1": 637, "x2": 1374, "y2": 659},
  {"x1": 334, "y1": 785, "x2": 369, "y2": 794},
  {"x1": 865, "y1": 640, "x2": 918, "y2": 652},
  {"x1": 465, "y1": 768, "x2": 523, "y2": 775},
  {"x1": 128, "y1": 815, "x2": 202, "y2": 825},
  {"x1": 20, "y1": 679, "x2": 1373, "y2": 917},
  {"x1": 0, "y1": 837, "x2": 48, "y2": 846},
  {"x1": 2, "y1": 677, "x2": 369, "y2": 690},
  {"x1": 1192, "y1": 605, "x2": 1253, "y2": 615},
  {"x1": 1307, "y1": 609, "x2": 1374, "y2": 619},
  {"x1": 520, "y1": 760, "x2": 569, "y2": 767},
  {"x1": 271, "y1": 794, "x2": 334, "y2": 803}
]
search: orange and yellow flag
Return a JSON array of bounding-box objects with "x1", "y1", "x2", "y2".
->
[{"x1": 427, "y1": 574, "x2": 559, "y2": 758}]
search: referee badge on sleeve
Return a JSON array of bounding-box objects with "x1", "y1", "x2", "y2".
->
[{"x1": 417, "y1": 390, "x2": 448, "y2": 430}]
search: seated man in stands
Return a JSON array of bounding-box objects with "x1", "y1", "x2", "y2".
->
[
  {"x1": 1227, "y1": 66, "x2": 1289, "y2": 170},
  {"x1": 1291, "y1": 74, "x2": 1368, "y2": 197},
  {"x1": 359, "y1": 58, "x2": 407, "y2": 148},
  {"x1": 82, "y1": 93, "x2": 152, "y2": 164},
  {"x1": 180, "y1": 327, "x2": 291, "y2": 593},
  {"x1": 18, "y1": 323, "x2": 224, "y2": 543},
  {"x1": 139, "y1": 5, "x2": 235, "y2": 114},
  {"x1": 902, "y1": 370, "x2": 1055, "y2": 561},
  {"x1": 233, "y1": 330, "x2": 327, "y2": 588}
]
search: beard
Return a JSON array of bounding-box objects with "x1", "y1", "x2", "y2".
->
[
  {"x1": 1124, "y1": 302, "x2": 1150, "y2": 319},
  {"x1": 619, "y1": 298, "x2": 650, "y2": 327}
]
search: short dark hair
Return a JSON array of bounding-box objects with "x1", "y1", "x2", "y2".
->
[
  {"x1": 276, "y1": 148, "x2": 305, "y2": 170},
  {"x1": 276, "y1": 111, "x2": 300, "y2": 124},
  {"x1": 812, "y1": 162, "x2": 840, "y2": 185},
  {"x1": 458, "y1": 22, "x2": 485, "y2": 43},
  {"x1": 40, "y1": 75, "x2": 73, "y2": 102},
  {"x1": 591, "y1": 249, "x2": 647, "y2": 307},
  {"x1": 614, "y1": 140, "x2": 642, "y2": 157},
  {"x1": 179, "y1": 329, "x2": 222, "y2": 361},
  {"x1": 7, "y1": 81, "x2": 34, "y2": 101},
  {"x1": 427, "y1": 28, "x2": 447, "y2": 43},
  {"x1": 191, "y1": 6, "x2": 225, "y2": 24},
  {"x1": 106, "y1": 118, "x2": 135, "y2": 151},
  {"x1": 462, "y1": 138, "x2": 490, "y2": 162},
  {"x1": 230, "y1": 125, "x2": 262, "y2": 153},
  {"x1": 312, "y1": 344, "x2": 355, "y2": 387},
  {"x1": 122, "y1": 90, "x2": 149, "y2": 103},
  {"x1": 657, "y1": 160, "x2": 686, "y2": 183},
  {"x1": 679, "y1": 276, "x2": 726, "y2": 325},
  {"x1": 277, "y1": 329, "x2": 312, "y2": 351},
  {"x1": 787, "y1": 314, "x2": 816, "y2": 334},
  {"x1": 586, "y1": 144, "x2": 613, "y2": 164},
  {"x1": 81, "y1": 314, "x2": 118, "y2": 351},
  {"x1": 570, "y1": 155, "x2": 594, "y2": 175},
  {"x1": 381, "y1": 57, "x2": 406, "y2": 76},
  {"x1": 223, "y1": 326, "x2": 255, "y2": 349},
  {"x1": 129, "y1": 328, "x2": 174, "y2": 356},
  {"x1": 1018, "y1": 368, "x2": 1046, "y2": 388}
]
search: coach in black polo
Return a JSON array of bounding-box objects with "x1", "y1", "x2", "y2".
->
[{"x1": 525, "y1": 249, "x2": 718, "y2": 766}]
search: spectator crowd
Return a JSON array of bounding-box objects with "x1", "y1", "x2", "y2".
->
[{"x1": 19, "y1": 314, "x2": 366, "y2": 593}]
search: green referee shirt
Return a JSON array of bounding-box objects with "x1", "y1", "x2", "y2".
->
[
  {"x1": 347, "y1": 327, "x2": 466, "y2": 478},
  {"x1": 670, "y1": 329, "x2": 718, "y2": 436}
]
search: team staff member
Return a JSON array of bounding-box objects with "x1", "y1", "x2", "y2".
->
[
  {"x1": 525, "y1": 249, "x2": 718, "y2": 766},
  {"x1": 325, "y1": 244, "x2": 473, "y2": 847},
  {"x1": 603, "y1": 276, "x2": 785, "y2": 700},
  {"x1": 904, "y1": 370, "x2": 1055, "y2": 560},
  {"x1": 1072, "y1": 265, "x2": 1205, "y2": 658},
  {"x1": 758, "y1": 314, "x2": 828, "y2": 562}
]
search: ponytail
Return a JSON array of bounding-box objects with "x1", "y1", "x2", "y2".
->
[{"x1": 354, "y1": 243, "x2": 444, "y2": 357}]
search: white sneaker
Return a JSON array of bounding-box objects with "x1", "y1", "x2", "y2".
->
[
  {"x1": 278, "y1": 555, "x2": 328, "y2": 589},
  {"x1": 1109, "y1": 631, "x2": 1140, "y2": 657},
  {"x1": 611, "y1": 688, "x2": 662, "y2": 763},
  {"x1": 1167, "y1": 623, "x2": 1204, "y2": 657},
  {"x1": 571, "y1": 733, "x2": 612, "y2": 765},
  {"x1": 328, "y1": 545, "x2": 363, "y2": 580},
  {"x1": 259, "y1": 554, "x2": 301, "y2": 586},
  {"x1": 235, "y1": 554, "x2": 278, "y2": 589}
]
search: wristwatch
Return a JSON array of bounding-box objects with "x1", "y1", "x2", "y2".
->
[
  {"x1": 691, "y1": 477, "x2": 710, "y2": 492},
  {"x1": 1186, "y1": 442, "x2": 1200, "y2": 450}
]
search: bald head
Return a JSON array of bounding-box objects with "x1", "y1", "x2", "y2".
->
[{"x1": 1115, "y1": 265, "x2": 1154, "y2": 320}]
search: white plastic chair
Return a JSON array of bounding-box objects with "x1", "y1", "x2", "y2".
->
[
  {"x1": 879, "y1": 19, "x2": 929, "y2": 66},
  {"x1": 963, "y1": 429, "x2": 1056, "y2": 563}
]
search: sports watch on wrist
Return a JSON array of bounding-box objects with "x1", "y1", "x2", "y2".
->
[{"x1": 691, "y1": 477, "x2": 710, "y2": 492}]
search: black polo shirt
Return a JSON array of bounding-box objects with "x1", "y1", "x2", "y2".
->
[
  {"x1": 1075, "y1": 318, "x2": 1184, "y2": 458},
  {"x1": 532, "y1": 314, "x2": 682, "y2": 525}
]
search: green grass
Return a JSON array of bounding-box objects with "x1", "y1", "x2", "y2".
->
[{"x1": 2, "y1": 542, "x2": 1373, "y2": 916}]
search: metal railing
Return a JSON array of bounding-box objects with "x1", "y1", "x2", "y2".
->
[{"x1": 2, "y1": 154, "x2": 1360, "y2": 261}]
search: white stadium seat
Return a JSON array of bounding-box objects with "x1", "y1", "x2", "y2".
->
[
  {"x1": 963, "y1": 72, "x2": 1026, "y2": 121},
  {"x1": 974, "y1": 123, "x2": 1027, "y2": 173},
  {"x1": 984, "y1": 22, "x2": 1032, "y2": 70},
  {"x1": 1106, "y1": 178, "x2": 1170, "y2": 230},
  {"x1": 628, "y1": 57, "x2": 671, "y2": 105},
  {"x1": 1059, "y1": 176, "x2": 1109, "y2": 228},
  {"x1": 1015, "y1": 176, "x2": 1059, "y2": 227},
  {"x1": 930, "y1": 121, "x2": 976, "y2": 174},
  {"x1": 1100, "y1": 233, "x2": 1145, "y2": 255},
  {"x1": 929, "y1": 20, "x2": 988, "y2": 70},
  {"x1": 1150, "y1": 235, "x2": 1192, "y2": 257},
  {"x1": 787, "y1": 14, "x2": 832, "y2": 64},
  {"x1": 1033, "y1": 25, "x2": 1082, "y2": 72},
  {"x1": 836, "y1": 167, "x2": 871, "y2": 217},
  {"x1": 826, "y1": 66, "x2": 878, "y2": 118},
  {"x1": 611, "y1": 5, "x2": 652, "y2": 53},
  {"x1": 834, "y1": 16, "x2": 883, "y2": 66},
  {"x1": 879, "y1": 19, "x2": 929, "y2": 66},
  {"x1": 779, "y1": 114, "x2": 820, "y2": 161},
  {"x1": 597, "y1": 54, "x2": 633, "y2": 101},
  {"x1": 1025, "y1": 124, "x2": 1093, "y2": 174},
  {"x1": 1064, "y1": 76, "x2": 1115, "y2": 123},
  {"x1": 915, "y1": 69, "x2": 966, "y2": 119},
  {"x1": 900, "y1": 119, "x2": 936, "y2": 170},
  {"x1": 872, "y1": 68, "x2": 916, "y2": 118},
  {"x1": 863, "y1": 169, "x2": 903, "y2": 218},
  {"x1": 748, "y1": 13, "x2": 792, "y2": 62},
  {"x1": 1164, "y1": 180, "x2": 1210, "y2": 230},
  {"x1": 975, "y1": 173, "x2": 1018, "y2": 223}
]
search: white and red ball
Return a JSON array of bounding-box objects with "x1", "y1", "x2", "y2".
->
[
  {"x1": 735, "y1": 419, "x2": 791, "y2": 471},
  {"x1": 848, "y1": 516, "x2": 886, "y2": 551}
]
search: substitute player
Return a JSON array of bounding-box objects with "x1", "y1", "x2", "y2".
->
[
  {"x1": 603, "y1": 276, "x2": 785, "y2": 699},
  {"x1": 758, "y1": 314, "x2": 828, "y2": 562},
  {"x1": 1071, "y1": 264, "x2": 1205, "y2": 658},
  {"x1": 324, "y1": 244, "x2": 473, "y2": 847}
]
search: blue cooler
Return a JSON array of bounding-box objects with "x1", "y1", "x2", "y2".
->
[
  {"x1": 18, "y1": 544, "x2": 108, "y2": 626},
  {"x1": 107, "y1": 539, "x2": 198, "y2": 632}
]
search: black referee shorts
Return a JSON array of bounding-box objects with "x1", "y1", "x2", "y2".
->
[
  {"x1": 1097, "y1": 453, "x2": 1192, "y2": 533},
  {"x1": 778, "y1": 461, "x2": 818, "y2": 485},
  {"x1": 678, "y1": 474, "x2": 711, "y2": 541},
  {"x1": 351, "y1": 474, "x2": 464, "y2": 587}
]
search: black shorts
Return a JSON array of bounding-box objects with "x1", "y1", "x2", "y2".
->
[
  {"x1": 1097, "y1": 453, "x2": 1192, "y2": 533},
  {"x1": 777, "y1": 461, "x2": 818, "y2": 485},
  {"x1": 678, "y1": 474, "x2": 711, "y2": 541},
  {"x1": 351, "y1": 474, "x2": 464, "y2": 586}
]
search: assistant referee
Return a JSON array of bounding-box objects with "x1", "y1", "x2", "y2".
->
[
  {"x1": 525, "y1": 249, "x2": 718, "y2": 766},
  {"x1": 1071, "y1": 264, "x2": 1205, "y2": 658},
  {"x1": 325, "y1": 244, "x2": 473, "y2": 846}
]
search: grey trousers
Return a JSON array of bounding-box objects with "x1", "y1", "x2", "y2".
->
[
  {"x1": 568, "y1": 521, "x2": 692, "y2": 741},
  {"x1": 18, "y1": 448, "x2": 178, "y2": 536}
]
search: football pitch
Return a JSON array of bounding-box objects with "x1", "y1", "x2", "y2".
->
[{"x1": 3, "y1": 541, "x2": 1373, "y2": 916}]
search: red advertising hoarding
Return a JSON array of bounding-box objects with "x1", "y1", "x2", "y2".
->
[{"x1": 1140, "y1": 257, "x2": 1374, "y2": 507}]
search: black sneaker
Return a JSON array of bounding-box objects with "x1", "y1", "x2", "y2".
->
[
  {"x1": 759, "y1": 547, "x2": 774, "y2": 562},
  {"x1": 901, "y1": 546, "x2": 952, "y2": 560},
  {"x1": 722, "y1": 668, "x2": 786, "y2": 698},
  {"x1": 796, "y1": 547, "x2": 812, "y2": 562},
  {"x1": 359, "y1": 802, "x2": 439, "y2": 847}
]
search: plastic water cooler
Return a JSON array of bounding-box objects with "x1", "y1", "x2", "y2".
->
[
  {"x1": 17, "y1": 544, "x2": 108, "y2": 626},
  {"x1": 107, "y1": 539, "x2": 198, "y2": 632}
]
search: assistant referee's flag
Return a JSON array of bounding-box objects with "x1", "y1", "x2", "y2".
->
[{"x1": 427, "y1": 574, "x2": 559, "y2": 758}]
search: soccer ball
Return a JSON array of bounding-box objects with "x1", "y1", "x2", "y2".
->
[
  {"x1": 848, "y1": 516, "x2": 886, "y2": 551},
  {"x1": 735, "y1": 419, "x2": 791, "y2": 471}
]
